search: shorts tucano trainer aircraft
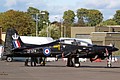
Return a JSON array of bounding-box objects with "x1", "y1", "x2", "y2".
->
[{"x1": 2, "y1": 28, "x2": 119, "y2": 68}]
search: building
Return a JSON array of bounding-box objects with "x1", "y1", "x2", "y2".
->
[{"x1": 71, "y1": 26, "x2": 120, "y2": 53}]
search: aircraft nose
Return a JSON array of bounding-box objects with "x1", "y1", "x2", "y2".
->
[{"x1": 113, "y1": 47, "x2": 119, "y2": 51}]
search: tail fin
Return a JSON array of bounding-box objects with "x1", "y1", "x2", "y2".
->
[{"x1": 4, "y1": 28, "x2": 24, "y2": 55}]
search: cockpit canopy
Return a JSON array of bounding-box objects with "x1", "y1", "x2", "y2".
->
[{"x1": 59, "y1": 38, "x2": 92, "y2": 46}]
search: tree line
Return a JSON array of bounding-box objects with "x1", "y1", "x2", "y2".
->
[{"x1": 0, "y1": 7, "x2": 120, "y2": 38}]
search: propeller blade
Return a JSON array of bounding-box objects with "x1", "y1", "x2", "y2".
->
[{"x1": 105, "y1": 48, "x2": 109, "y2": 56}]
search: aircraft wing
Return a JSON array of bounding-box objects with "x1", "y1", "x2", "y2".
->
[{"x1": 11, "y1": 40, "x2": 61, "y2": 51}]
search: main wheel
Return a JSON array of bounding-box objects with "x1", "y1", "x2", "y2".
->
[
  {"x1": 74, "y1": 57, "x2": 80, "y2": 68},
  {"x1": 74, "y1": 63, "x2": 80, "y2": 68},
  {"x1": 6, "y1": 57, "x2": 13, "y2": 62}
]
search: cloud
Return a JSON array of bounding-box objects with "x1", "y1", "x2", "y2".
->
[
  {"x1": 49, "y1": 14, "x2": 63, "y2": 22},
  {"x1": 106, "y1": 0, "x2": 120, "y2": 9},
  {"x1": 2, "y1": 0, "x2": 120, "y2": 21},
  {"x1": 73, "y1": 0, "x2": 120, "y2": 11},
  {"x1": 25, "y1": 0, "x2": 47, "y2": 10},
  {"x1": 4, "y1": 0, "x2": 16, "y2": 7},
  {"x1": 74, "y1": 0, "x2": 120, "y2": 20}
]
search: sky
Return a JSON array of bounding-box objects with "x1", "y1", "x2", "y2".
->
[{"x1": 0, "y1": 0, "x2": 120, "y2": 22}]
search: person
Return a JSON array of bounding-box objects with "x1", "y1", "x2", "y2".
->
[
  {"x1": 25, "y1": 57, "x2": 29, "y2": 66},
  {"x1": 38, "y1": 57, "x2": 43, "y2": 64},
  {"x1": 72, "y1": 39, "x2": 78, "y2": 45},
  {"x1": 31, "y1": 57, "x2": 37, "y2": 66},
  {"x1": 66, "y1": 53, "x2": 74, "y2": 67},
  {"x1": 40, "y1": 57, "x2": 46, "y2": 66}
]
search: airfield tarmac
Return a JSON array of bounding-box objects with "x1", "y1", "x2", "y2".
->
[{"x1": 0, "y1": 59, "x2": 120, "y2": 80}]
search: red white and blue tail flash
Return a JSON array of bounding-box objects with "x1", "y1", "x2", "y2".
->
[
  {"x1": 12, "y1": 33, "x2": 21, "y2": 48},
  {"x1": 12, "y1": 40, "x2": 21, "y2": 48}
]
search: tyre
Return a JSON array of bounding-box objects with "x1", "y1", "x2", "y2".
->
[
  {"x1": 6, "y1": 57, "x2": 13, "y2": 62},
  {"x1": 74, "y1": 63, "x2": 80, "y2": 68},
  {"x1": 107, "y1": 63, "x2": 112, "y2": 68}
]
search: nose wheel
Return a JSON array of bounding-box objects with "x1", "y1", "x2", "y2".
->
[{"x1": 107, "y1": 55, "x2": 112, "y2": 68}]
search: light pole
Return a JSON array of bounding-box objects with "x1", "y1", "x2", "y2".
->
[
  {"x1": 46, "y1": 22, "x2": 49, "y2": 37},
  {"x1": 34, "y1": 12, "x2": 45, "y2": 36},
  {"x1": 43, "y1": 21, "x2": 49, "y2": 37},
  {"x1": 35, "y1": 13, "x2": 39, "y2": 37},
  {"x1": 60, "y1": 19, "x2": 63, "y2": 37},
  {"x1": 64, "y1": 26, "x2": 66, "y2": 37}
]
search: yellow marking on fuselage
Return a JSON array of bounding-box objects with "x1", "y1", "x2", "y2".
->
[{"x1": 53, "y1": 44, "x2": 60, "y2": 50}]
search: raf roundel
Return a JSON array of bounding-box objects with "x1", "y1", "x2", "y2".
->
[{"x1": 43, "y1": 48, "x2": 51, "y2": 56}]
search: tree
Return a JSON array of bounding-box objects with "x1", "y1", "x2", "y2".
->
[
  {"x1": 27, "y1": 7, "x2": 49, "y2": 33},
  {"x1": 39, "y1": 24, "x2": 60, "y2": 39},
  {"x1": 98, "y1": 19, "x2": 117, "y2": 26},
  {"x1": 76, "y1": 8, "x2": 103, "y2": 26},
  {"x1": 63, "y1": 10, "x2": 75, "y2": 37},
  {"x1": 27, "y1": 7, "x2": 40, "y2": 15},
  {"x1": 0, "y1": 10, "x2": 35, "y2": 35},
  {"x1": 76, "y1": 8, "x2": 88, "y2": 26},
  {"x1": 113, "y1": 10, "x2": 120, "y2": 25},
  {"x1": 87, "y1": 9, "x2": 103, "y2": 26}
]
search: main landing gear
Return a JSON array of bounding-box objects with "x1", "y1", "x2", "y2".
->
[{"x1": 67, "y1": 56, "x2": 80, "y2": 68}]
